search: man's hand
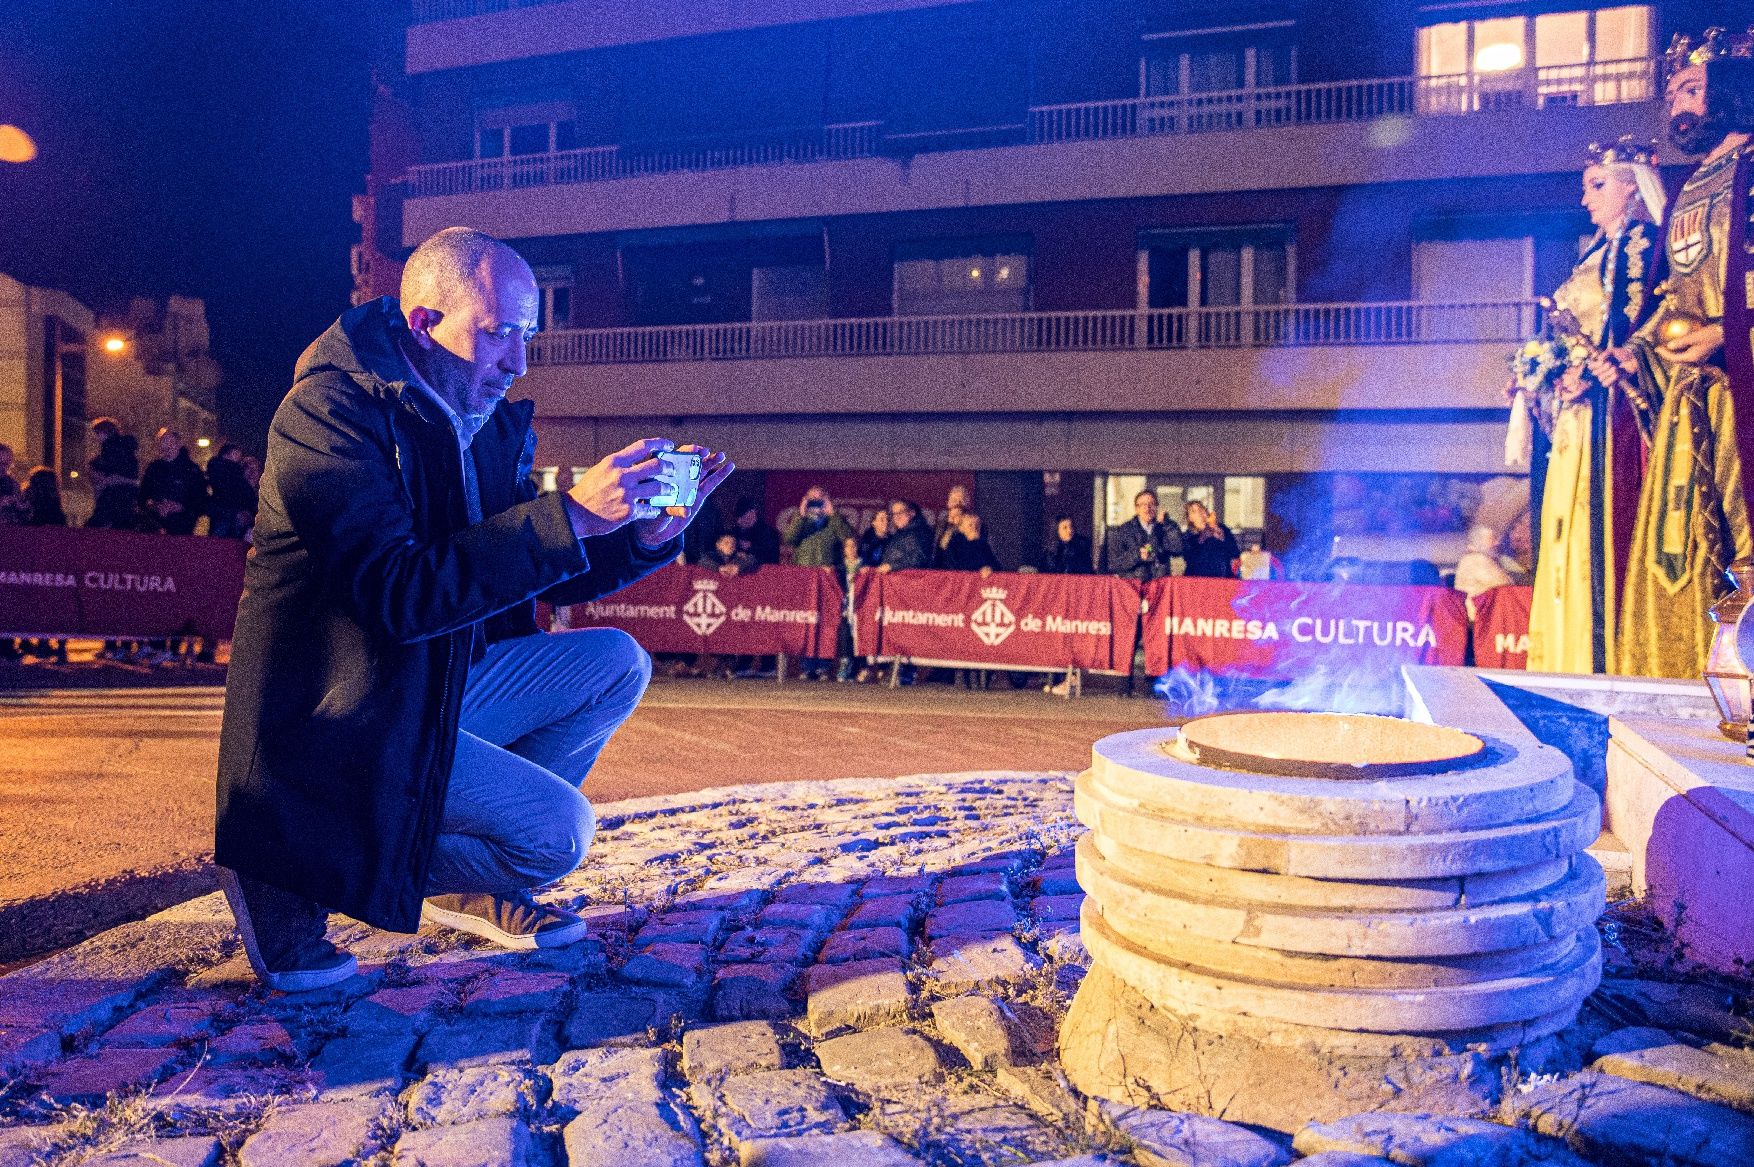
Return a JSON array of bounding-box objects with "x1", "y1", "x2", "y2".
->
[
  {"x1": 565, "y1": 438, "x2": 672, "y2": 538},
  {"x1": 1587, "y1": 346, "x2": 1635, "y2": 394},
  {"x1": 1663, "y1": 323, "x2": 1724, "y2": 367},
  {"x1": 719, "y1": 562, "x2": 741, "y2": 577},
  {"x1": 634, "y1": 445, "x2": 734, "y2": 548}
]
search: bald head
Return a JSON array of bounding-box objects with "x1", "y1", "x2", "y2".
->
[
  {"x1": 399, "y1": 228, "x2": 539, "y2": 436},
  {"x1": 400, "y1": 227, "x2": 532, "y2": 319}
]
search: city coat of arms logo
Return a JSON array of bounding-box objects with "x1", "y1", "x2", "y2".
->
[
  {"x1": 684, "y1": 577, "x2": 729, "y2": 636},
  {"x1": 1669, "y1": 199, "x2": 1711, "y2": 273},
  {"x1": 970, "y1": 585, "x2": 1017, "y2": 647}
]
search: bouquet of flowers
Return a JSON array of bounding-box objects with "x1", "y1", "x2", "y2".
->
[
  {"x1": 1510, "y1": 335, "x2": 1585, "y2": 396},
  {"x1": 1505, "y1": 303, "x2": 1590, "y2": 469}
]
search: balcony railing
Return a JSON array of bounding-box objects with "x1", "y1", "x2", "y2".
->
[
  {"x1": 406, "y1": 59, "x2": 1654, "y2": 198},
  {"x1": 528, "y1": 300, "x2": 1539, "y2": 366},
  {"x1": 1031, "y1": 57, "x2": 1655, "y2": 141},
  {"x1": 409, "y1": 123, "x2": 883, "y2": 198}
]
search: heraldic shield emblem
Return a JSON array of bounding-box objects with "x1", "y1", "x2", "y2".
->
[
  {"x1": 971, "y1": 586, "x2": 1017, "y2": 647},
  {"x1": 684, "y1": 578, "x2": 729, "y2": 636},
  {"x1": 1669, "y1": 197, "x2": 1712, "y2": 274}
]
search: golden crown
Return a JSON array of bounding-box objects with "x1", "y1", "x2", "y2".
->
[
  {"x1": 1587, "y1": 136, "x2": 1658, "y2": 168},
  {"x1": 1665, "y1": 27, "x2": 1754, "y2": 72}
]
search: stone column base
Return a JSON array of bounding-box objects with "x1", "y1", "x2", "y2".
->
[{"x1": 1058, "y1": 963, "x2": 1575, "y2": 1132}]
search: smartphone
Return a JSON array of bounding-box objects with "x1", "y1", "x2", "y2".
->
[{"x1": 648, "y1": 449, "x2": 704, "y2": 510}]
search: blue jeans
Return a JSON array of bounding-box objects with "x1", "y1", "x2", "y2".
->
[{"x1": 424, "y1": 628, "x2": 651, "y2": 896}]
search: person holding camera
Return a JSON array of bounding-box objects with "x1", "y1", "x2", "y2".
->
[
  {"x1": 214, "y1": 228, "x2": 730, "y2": 991},
  {"x1": 1103, "y1": 489, "x2": 1182, "y2": 581},
  {"x1": 782, "y1": 486, "x2": 854, "y2": 681}
]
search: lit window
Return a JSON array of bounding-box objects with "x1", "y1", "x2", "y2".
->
[
  {"x1": 894, "y1": 244, "x2": 1031, "y2": 316},
  {"x1": 1472, "y1": 18, "x2": 1526, "y2": 73},
  {"x1": 1416, "y1": 7, "x2": 1651, "y2": 111}
]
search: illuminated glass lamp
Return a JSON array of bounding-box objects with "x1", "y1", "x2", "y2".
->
[
  {"x1": 1705, "y1": 561, "x2": 1754, "y2": 741},
  {"x1": 1473, "y1": 41, "x2": 1525, "y2": 73}
]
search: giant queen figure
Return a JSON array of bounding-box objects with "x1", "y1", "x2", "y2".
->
[
  {"x1": 1522, "y1": 140, "x2": 1664, "y2": 674},
  {"x1": 1597, "y1": 28, "x2": 1754, "y2": 678}
]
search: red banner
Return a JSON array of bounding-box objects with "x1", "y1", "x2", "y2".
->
[
  {"x1": 565, "y1": 563, "x2": 842, "y2": 657},
  {"x1": 1142, "y1": 576, "x2": 1469, "y2": 679},
  {"x1": 0, "y1": 526, "x2": 247, "y2": 640},
  {"x1": 852, "y1": 569, "x2": 1142, "y2": 672},
  {"x1": 1471, "y1": 585, "x2": 1532, "y2": 669}
]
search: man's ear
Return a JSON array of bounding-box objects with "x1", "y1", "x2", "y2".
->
[{"x1": 406, "y1": 305, "x2": 443, "y2": 346}]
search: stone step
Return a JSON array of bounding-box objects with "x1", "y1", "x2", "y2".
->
[
  {"x1": 1078, "y1": 835, "x2": 1607, "y2": 959},
  {"x1": 1091, "y1": 829, "x2": 1572, "y2": 913},
  {"x1": 1081, "y1": 900, "x2": 1602, "y2": 1034},
  {"x1": 1075, "y1": 769, "x2": 1601, "y2": 880},
  {"x1": 1089, "y1": 726, "x2": 1573, "y2": 836}
]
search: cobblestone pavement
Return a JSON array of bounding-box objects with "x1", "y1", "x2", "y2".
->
[{"x1": 3, "y1": 771, "x2": 1753, "y2": 1167}]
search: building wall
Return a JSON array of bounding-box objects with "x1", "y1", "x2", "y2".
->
[{"x1": 0, "y1": 273, "x2": 95, "y2": 471}]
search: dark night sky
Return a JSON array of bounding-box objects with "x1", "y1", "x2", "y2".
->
[{"x1": 0, "y1": 0, "x2": 405, "y2": 452}]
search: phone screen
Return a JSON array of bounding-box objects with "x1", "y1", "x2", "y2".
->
[{"x1": 648, "y1": 449, "x2": 704, "y2": 509}]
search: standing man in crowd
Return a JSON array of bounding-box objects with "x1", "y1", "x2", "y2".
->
[
  {"x1": 205, "y1": 443, "x2": 258, "y2": 540},
  {"x1": 729, "y1": 496, "x2": 780, "y2": 566},
  {"x1": 1103, "y1": 489, "x2": 1181, "y2": 580},
  {"x1": 879, "y1": 499, "x2": 934, "y2": 572},
  {"x1": 1181, "y1": 500, "x2": 1240, "y2": 578},
  {"x1": 782, "y1": 486, "x2": 854, "y2": 680},
  {"x1": 85, "y1": 417, "x2": 140, "y2": 531},
  {"x1": 139, "y1": 428, "x2": 209, "y2": 535},
  {"x1": 215, "y1": 227, "x2": 730, "y2": 991}
]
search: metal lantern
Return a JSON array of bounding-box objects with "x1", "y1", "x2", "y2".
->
[{"x1": 1704, "y1": 561, "x2": 1754, "y2": 740}]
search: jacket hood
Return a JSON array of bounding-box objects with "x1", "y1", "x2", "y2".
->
[{"x1": 293, "y1": 297, "x2": 416, "y2": 402}]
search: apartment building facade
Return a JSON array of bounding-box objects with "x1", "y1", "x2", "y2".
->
[{"x1": 357, "y1": 0, "x2": 1734, "y2": 572}]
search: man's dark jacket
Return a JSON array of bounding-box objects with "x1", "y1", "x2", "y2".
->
[
  {"x1": 215, "y1": 298, "x2": 676, "y2": 932},
  {"x1": 881, "y1": 515, "x2": 934, "y2": 571},
  {"x1": 1102, "y1": 518, "x2": 1182, "y2": 581},
  {"x1": 140, "y1": 450, "x2": 209, "y2": 535}
]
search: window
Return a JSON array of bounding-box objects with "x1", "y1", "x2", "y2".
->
[
  {"x1": 752, "y1": 265, "x2": 827, "y2": 322},
  {"x1": 1413, "y1": 236, "x2": 1533, "y2": 339},
  {"x1": 1139, "y1": 227, "x2": 1294, "y2": 345},
  {"x1": 1141, "y1": 27, "x2": 1297, "y2": 132},
  {"x1": 474, "y1": 102, "x2": 579, "y2": 160},
  {"x1": 534, "y1": 266, "x2": 574, "y2": 331},
  {"x1": 1416, "y1": 6, "x2": 1651, "y2": 112},
  {"x1": 1223, "y1": 476, "x2": 1267, "y2": 533},
  {"x1": 893, "y1": 240, "x2": 1031, "y2": 316}
]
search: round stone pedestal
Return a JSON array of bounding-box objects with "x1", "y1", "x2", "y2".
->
[{"x1": 1059, "y1": 720, "x2": 1605, "y2": 1130}]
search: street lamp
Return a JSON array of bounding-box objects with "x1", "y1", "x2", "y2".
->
[
  {"x1": 102, "y1": 335, "x2": 128, "y2": 355},
  {"x1": 0, "y1": 125, "x2": 36, "y2": 164}
]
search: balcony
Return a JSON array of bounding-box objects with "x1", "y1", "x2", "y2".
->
[
  {"x1": 529, "y1": 299, "x2": 1537, "y2": 365},
  {"x1": 401, "y1": 61, "x2": 1657, "y2": 240},
  {"x1": 1030, "y1": 58, "x2": 1656, "y2": 141},
  {"x1": 519, "y1": 298, "x2": 1527, "y2": 420},
  {"x1": 519, "y1": 301, "x2": 1528, "y2": 473}
]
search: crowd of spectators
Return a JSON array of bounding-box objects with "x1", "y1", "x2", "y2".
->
[
  {"x1": 0, "y1": 418, "x2": 262, "y2": 666},
  {"x1": 660, "y1": 483, "x2": 1282, "y2": 690}
]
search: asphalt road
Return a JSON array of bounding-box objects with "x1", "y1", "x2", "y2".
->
[{"x1": 0, "y1": 676, "x2": 1162, "y2": 955}]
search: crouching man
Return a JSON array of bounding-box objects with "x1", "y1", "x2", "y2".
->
[{"x1": 215, "y1": 227, "x2": 730, "y2": 990}]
